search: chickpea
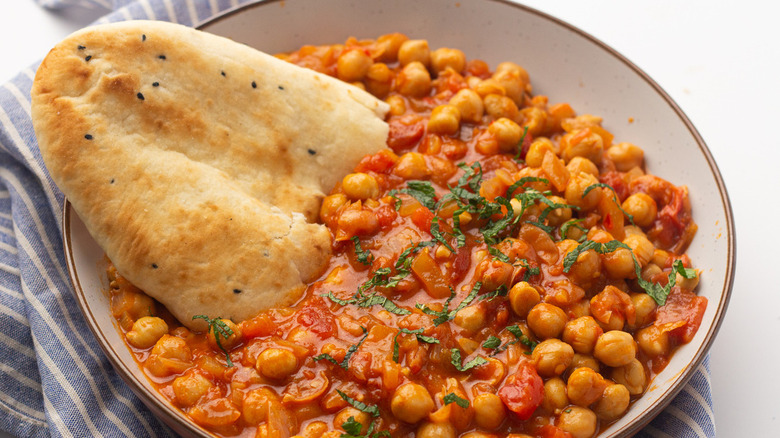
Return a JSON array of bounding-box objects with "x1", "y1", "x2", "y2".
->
[
  {"x1": 623, "y1": 234, "x2": 655, "y2": 266},
  {"x1": 393, "y1": 152, "x2": 429, "y2": 179},
  {"x1": 172, "y1": 372, "x2": 212, "y2": 407},
  {"x1": 473, "y1": 393, "x2": 506, "y2": 430},
  {"x1": 602, "y1": 247, "x2": 636, "y2": 280},
  {"x1": 523, "y1": 138, "x2": 554, "y2": 169},
  {"x1": 489, "y1": 118, "x2": 523, "y2": 152},
  {"x1": 622, "y1": 225, "x2": 646, "y2": 238},
  {"x1": 570, "y1": 353, "x2": 600, "y2": 373},
  {"x1": 320, "y1": 193, "x2": 348, "y2": 223},
  {"x1": 594, "y1": 331, "x2": 636, "y2": 367},
  {"x1": 398, "y1": 40, "x2": 431, "y2": 66},
  {"x1": 565, "y1": 172, "x2": 601, "y2": 212},
  {"x1": 204, "y1": 318, "x2": 242, "y2": 352},
  {"x1": 492, "y1": 68, "x2": 526, "y2": 105},
  {"x1": 607, "y1": 142, "x2": 644, "y2": 172},
  {"x1": 386, "y1": 95, "x2": 407, "y2": 116},
  {"x1": 562, "y1": 316, "x2": 603, "y2": 355},
  {"x1": 336, "y1": 49, "x2": 373, "y2": 82},
  {"x1": 533, "y1": 339, "x2": 574, "y2": 377},
  {"x1": 337, "y1": 208, "x2": 379, "y2": 237},
  {"x1": 566, "y1": 157, "x2": 599, "y2": 177},
  {"x1": 546, "y1": 196, "x2": 572, "y2": 227},
  {"x1": 527, "y1": 303, "x2": 568, "y2": 339},
  {"x1": 126, "y1": 316, "x2": 168, "y2": 349},
  {"x1": 676, "y1": 270, "x2": 700, "y2": 291},
  {"x1": 483, "y1": 94, "x2": 520, "y2": 121},
  {"x1": 611, "y1": 358, "x2": 648, "y2": 395},
  {"x1": 566, "y1": 367, "x2": 607, "y2": 407},
  {"x1": 454, "y1": 304, "x2": 487, "y2": 334},
  {"x1": 375, "y1": 33, "x2": 408, "y2": 62},
  {"x1": 566, "y1": 248, "x2": 602, "y2": 288},
  {"x1": 631, "y1": 293, "x2": 657, "y2": 328},
  {"x1": 428, "y1": 104, "x2": 461, "y2": 135},
  {"x1": 508, "y1": 281, "x2": 541, "y2": 318},
  {"x1": 151, "y1": 334, "x2": 191, "y2": 362},
  {"x1": 496, "y1": 61, "x2": 530, "y2": 83},
  {"x1": 390, "y1": 382, "x2": 434, "y2": 423},
  {"x1": 474, "y1": 79, "x2": 506, "y2": 97},
  {"x1": 462, "y1": 433, "x2": 500, "y2": 438},
  {"x1": 557, "y1": 406, "x2": 598, "y2": 438},
  {"x1": 365, "y1": 63, "x2": 394, "y2": 98},
  {"x1": 342, "y1": 173, "x2": 380, "y2": 200},
  {"x1": 560, "y1": 219, "x2": 586, "y2": 242},
  {"x1": 417, "y1": 422, "x2": 456, "y2": 438},
  {"x1": 256, "y1": 348, "x2": 298, "y2": 380},
  {"x1": 430, "y1": 48, "x2": 466, "y2": 74},
  {"x1": 449, "y1": 89, "x2": 484, "y2": 124},
  {"x1": 301, "y1": 421, "x2": 329, "y2": 438},
  {"x1": 636, "y1": 325, "x2": 670, "y2": 357},
  {"x1": 542, "y1": 377, "x2": 569, "y2": 412},
  {"x1": 561, "y1": 130, "x2": 604, "y2": 165},
  {"x1": 520, "y1": 107, "x2": 548, "y2": 137},
  {"x1": 622, "y1": 193, "x2": 657, "y2": 228},
  {"x1": 396, "y1": 61, "x2": 432, "y2": 97},
  {"x1": 334, "y1": 406, "x2": 371, "y2": 431},
  {"x1": 641, "y1": 263, "x2": 663, "y2": 282},
  {"x1": 594, "y1": 383, "x2": 631, "y2": 421},
  {"x1": 242, "y1": 388, "x2": 277, "y2": 425}
]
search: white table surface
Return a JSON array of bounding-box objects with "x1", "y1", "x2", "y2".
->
[{"x1": 1, "y1": 0, "x2": 778, "y2": 436}]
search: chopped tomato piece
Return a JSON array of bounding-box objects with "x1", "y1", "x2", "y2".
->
[
  {"x1": 498, "y1": 362, "x2": 544, "y2": 420},
  {"x1": 410, "y1": 206, "x2": 434, "y2": 232},
  {"x1": 538, "y1": 425, "x2": 574, "y2": 438},
  {"x1": 655, "y1": 288, "x2": 707, "y2": 344},
  {"x1": 387, "y1": 115, "x2": 425, "y2": 151},
  {"x1": 296, "y1": 298, "x2": 336, "y2": 339}
]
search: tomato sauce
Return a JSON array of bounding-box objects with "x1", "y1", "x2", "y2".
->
[{"x1": 108, "y1": 33, "x2": 706, "y2": 438}]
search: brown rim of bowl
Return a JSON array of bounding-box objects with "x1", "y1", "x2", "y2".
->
[{"x1": 63, "y1": 1, "x2": 736, "y2": 437}]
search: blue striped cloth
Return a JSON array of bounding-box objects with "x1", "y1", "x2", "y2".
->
[{"x1": 0, "y1": 1, "x2": 716, "y2": 437}]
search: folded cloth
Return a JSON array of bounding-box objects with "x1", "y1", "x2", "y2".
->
[{"x1": 0, "y1": 0, "x2": 716, "y2": 437}]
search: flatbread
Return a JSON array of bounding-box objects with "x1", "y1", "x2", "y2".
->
[{"x1": 31, "y1": 21, "x2": 390, "y2": 330}]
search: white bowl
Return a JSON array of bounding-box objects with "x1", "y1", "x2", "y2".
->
[{"x1": 65, "y1": 0, "x2": 735, "y2": 436}]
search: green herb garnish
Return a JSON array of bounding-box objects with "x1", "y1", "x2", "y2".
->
[
  {"x1": 351, "y1": 236, "x2": 373, "y2": 266},
  {"x1": 392, "y1": 328, "x2": 439, "y2": 362},
  {"x1": 443, "y1": 392, "x2": 470, "y2": 408},
  {"x1": 450, "y1": 348, "x2": 487, "y2": 372},
  {"x1": 336, "y1": 390, "x2": 380, "y2": 417},
  {"x1": 192, "y1": 315, "x2": 234, "y2": 367}
]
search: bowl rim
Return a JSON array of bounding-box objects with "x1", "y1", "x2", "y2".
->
[{"x1": 64, "y1": 1, "x2": 736, "y2": 437}]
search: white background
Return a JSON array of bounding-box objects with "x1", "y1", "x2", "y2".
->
[{"x1": 1, "y1": 0, "x2": 779, "y2": 436}]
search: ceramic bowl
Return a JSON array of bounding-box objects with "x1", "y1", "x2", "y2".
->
[{"x1": 65, "y1": 0, "x2": 735, "y2": 436}]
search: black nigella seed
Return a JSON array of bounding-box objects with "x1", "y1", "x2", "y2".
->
[
  {"x1": 151, "y1": 263, "x2": 158, "y2": 269},
  {"x1": 278, "y1": 85, "x2": 284, "y2": 90},
  {"x1": 233, "y1": 289, "x2": 242, "y2": 294},
  {"x1": 221, "y1": 71, "x2": 226, "y2": 77},
  {"x1": 85, "y1": 55, "x2": 92, "y2": 62},
  {"x1": 84, "y1": 134, "x2": 93, "y2": 140},
  {"x1": 251, "y1": 81, "x2": 257, "y2": 89},
  {"x1": 152, "y1": 82, "x2": 159, "y2": 87},
  {"x1": 142, "y1": 34, "x2": 146, "y2": 41},
  {"x1": 158, "y1": 55, "x2": 166, "y2": 60},
  {"x1": 308, "y1": 149, "x2": 316, "y2": 155},
  {"x1": 110, "y1": 178, "x2": 115, "y2": 184},
  {"x1": 77, "y1": 45, "x2": 86, "y2": 50},
  {"x1": 137, "y1": 92, "x2": 145, "y2": 100}
]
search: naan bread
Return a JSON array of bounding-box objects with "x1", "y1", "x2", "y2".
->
[{"x1": 32, "y1": 21, "x2": 390, "y2": 330}]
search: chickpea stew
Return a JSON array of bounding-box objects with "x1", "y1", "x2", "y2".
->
[{"x1": 108, "y1": 33, "x2": 706, "y2": 438}]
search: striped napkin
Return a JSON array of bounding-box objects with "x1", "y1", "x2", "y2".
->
[{"x1": 0, "y1": 0, "x2": 716, "y2": 436}]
